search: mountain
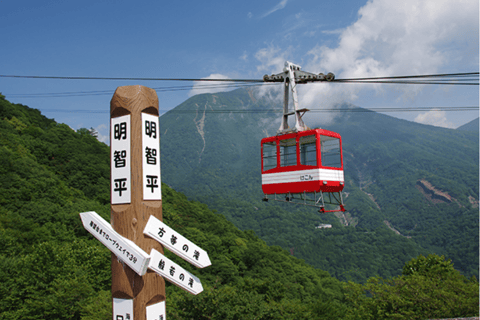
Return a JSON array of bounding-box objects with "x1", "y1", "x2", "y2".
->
[
  {"x1": 0, "y1": 93, "x2": 477, "y2": 319},
  {"x1": 159, "y1": 88, "x2": 479, "y2": 282},
  {"x1": 457, "y1": 117, "x2": 479, "y2": 132}
]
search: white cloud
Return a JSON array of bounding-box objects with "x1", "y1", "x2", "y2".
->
[
  {"x1": 254, "y1": 0, "x2": 479, "y2": 125},
  {"x1": 260, "y1": 0, "x2": 288, "y2": 18},
  {"x1": 414, "y1": 109, "x2": 455, "y2": 128},
  {"x1": 307, "y1": 0, "x2": 478, "y2": 87},
  {"x1": 95, "y1": 124, "x2": 109, "y2": 144},
  {"x1": 189, "y1": 74, "x2": 232, "y2": 97},
  {"x1": 254, "y1": 45, "x2": 289, "y2": 75}
]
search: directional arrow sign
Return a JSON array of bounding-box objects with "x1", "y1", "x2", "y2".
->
[
  {"x1": 144, "y1": 215, "x2": 211, "y2": 268},
  {"x1": 80, "y1": 211, "x2": 150, "y2": 276},
  {"x1": 149, "y1": 249, "x2": 203, "y2": 295}
]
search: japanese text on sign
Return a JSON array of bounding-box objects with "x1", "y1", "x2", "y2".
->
[
  {"x1": 80, "y1": 211, "x2": 150, "y2": 276},
  {"x1": 111, "y1": 115, "x2": 131, "y2": 204},
  {"x1": 113, "y1": 298, "x2": 133, "y2": 320},
  {"x1": 144, "y1": 215, "x2": 211, "y2": 268},
  {"x1": 149, "y1": 249, "x2": 203, "y2": 295},
  {"x1": 146, "y1": 300, "x2": 166, "y2": 320},
  {"x1": 142, "y1": 113, "x2": 161, "y2": 200}
]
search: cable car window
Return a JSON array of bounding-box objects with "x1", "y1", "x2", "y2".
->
[
  {"x1": 300, "y1": 135, "x2": 317, "y2": 166},
  {"x1": 280, "y1": 138, "x2": 297, "y2": 167},
  {"x1": 320, "y1": 135, "x2": 341, "y2": 168},
  {"x1": 262, "y1": 141, "x2": 277, "y2": 171}
]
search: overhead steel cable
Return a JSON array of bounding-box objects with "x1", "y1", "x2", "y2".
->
[
  {"x1": 1, "y1": 71, "x2": 477, "y2": 83},
  {"x1": 333, "y1": 72, "x2": 479, "y2": 85},
  {"x1": 6, "y1": 82, "x2": 277, "y2": 98},
  {"x1": 1, "y1": 72, "x2": 477, "y2": 99},
  {"x1": 335, "y1": 72, "x2": 478, "y2": 81},
  {"x1": 333, "y1": 80, "x2": 479, "y2": 85},
  {"x1": 0, "y1": 74, "x2": 263, "y2": 82},
  {"x1": 37, "y1": 106, "x2": 478, "y2": 114}
]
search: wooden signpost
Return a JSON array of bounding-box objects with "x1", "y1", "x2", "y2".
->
[
  {"x1": 80, "y1": 85, "x2": 211, "y2": 319},
  {"x1": 110, "y1": 85, "x2": 165, "y2": 320}
]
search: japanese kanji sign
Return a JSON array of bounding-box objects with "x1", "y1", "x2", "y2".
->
[
  {"x1": 144, "y1": 215, "x2": 211, "y2": 269},
  {"x1": 80, "y1": 211, "x2": 150, "y2": 276},
  {"x1": 149, "y1": 249, "x2": 204, "y2": 295},
  {"x1": 142, "y1": 113, "x2": 161, "y2": 201},
  {"x1": 146, "y1": 301, "x2": 166, "y2": 320},
  {"x1": 111, "y1": 115, "x2": 131, "y2": 204},
  {"x1": 114, "y1": 298, "x2": 134, "y2": 320}
]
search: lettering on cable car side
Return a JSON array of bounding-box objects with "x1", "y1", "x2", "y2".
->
[{"x1": 300, "y1": 174, "x2": 313, "y2": 181}]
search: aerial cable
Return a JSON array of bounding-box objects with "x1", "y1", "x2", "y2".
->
[
  {"x1": 1, "y1": 72, "x2": 477, "y2": 98},
  {"x1": 0, "y1": 74, "x2": 262, "y2": 82},
  {"x1": 38, "y1": 106, "x2": 478, "y2": 114},
  {"x1": 335, "y1": 72, "x2": 478, "y2": 81},
  {"x1": 0, "y1": 72, "x2": 477, "y2": 83},
  {"x1": 6, "y1": 82, "x2": 277, "y2": 98},
  {"x1": 332, "y1": 80, "x2": 478, "y2": 85}
]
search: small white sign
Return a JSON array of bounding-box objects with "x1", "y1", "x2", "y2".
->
[
  {"x1": 144, "y1": 216, "x2": 211, "y2": 268},
  {"x1": 80, "y1": 211, "x2": 150, "y2": 276},
  {"x1": 146, "y1": 301, "x2": 166, "y2": 320},
  {"x1": 149, "y1": 249, "x2": 203, "y2": 295},
  {"x1": 113, "y1": 298, "x2": 133, "y2": 320},
  {"x1": 111, "y1": 115, "x2": 131, "y2": 204},
  {"x1": 142, "y1": 113, "x2": 161, "y2": 201}
]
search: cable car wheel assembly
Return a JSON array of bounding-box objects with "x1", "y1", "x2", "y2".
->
[{"x1": 261, "y1": 61, "x2": 346, "y2": 214}]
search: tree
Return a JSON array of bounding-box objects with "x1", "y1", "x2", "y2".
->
[{"x1": 344, "y1": 254, "x2": 479, "y2": 320}]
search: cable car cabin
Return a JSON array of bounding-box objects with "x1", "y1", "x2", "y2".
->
[{"x1": 261, "y1": 128, "x2": 344, "y2": 196}]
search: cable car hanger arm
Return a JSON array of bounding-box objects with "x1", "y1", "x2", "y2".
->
[{"x1": 263, "y1": 61, "x2": 335, "y2": 134}]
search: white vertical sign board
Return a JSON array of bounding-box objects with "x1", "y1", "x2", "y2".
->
[
  {"x1": 144, "y1": 216, "x2": 211, "y2": 268},
  {"x1": 111, "y1": 115, "x2": 131, "y2": 204},
  {"x1": 113, "y1": 298, "x2": 133, "y2": 320},
  {"x1": 149, "y1": 249, "x2": 203, "y2": 295},
  {"x1": 142, "y1": 113, "x2": 161, "y2": 200},
  {"x1": 146, "y1": 301, "x2": 166, "y2": 320},
  {"x1": 80, "y1": 211, "x2": 150, "y2": 276}
]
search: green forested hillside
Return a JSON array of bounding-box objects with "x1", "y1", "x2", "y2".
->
[
  {"x1": 457, "y1": 117, "x2": 479, "y2": 132},
  {"x1": 159, "y1": 88, "x2": 479, "y2": 282},
  {"x1": 0, "y1": 93, "x2": 478, "y2": 319}
]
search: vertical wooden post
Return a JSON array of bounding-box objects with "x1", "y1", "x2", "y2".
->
[{"x1": 110, "y1": 85, "x2": 165, "y2": 320}]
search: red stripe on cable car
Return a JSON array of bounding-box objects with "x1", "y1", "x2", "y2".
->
[{"x1": 262, "y1": 180, "x2": 344, "y2": 194}]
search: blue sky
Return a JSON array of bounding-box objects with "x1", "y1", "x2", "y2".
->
[{"x1": 1, "y1": 0, "x2": 478, "y2": 143}]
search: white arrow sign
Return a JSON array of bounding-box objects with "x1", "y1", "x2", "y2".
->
[
  {"x1": 144, "y1": 215, "x2": 211, "y2": 268},
  {"x1": 149, "y1": 249, "x2": 203, "y2": 295},
  {"x1": 80, "y1": 211, "x2": 150, "y2": 276}
]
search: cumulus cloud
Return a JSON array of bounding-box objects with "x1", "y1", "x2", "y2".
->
[
  {"x1": 95, "y1": 124, "x2": 109, "y2": 144},
  {"x1": 189, "y1": 74, "x2": 232, "y2": 97},
  {"x1": 254, "y1": 0, "x2": 479, "y2": 125},
  {"x1": 414, "y1": 109, "x2": 455, "y2": 128},
  {"x1": 254, "y1": 46, "x2": 289, "y2": 75},
  {"x1": 305, "y1": 0, "x2": 478, "y2": 98}
]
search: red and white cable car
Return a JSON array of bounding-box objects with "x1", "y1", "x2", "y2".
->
[{"x1": 261, "y1": 61, "x2": 346, "y2": 213}]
